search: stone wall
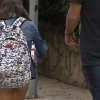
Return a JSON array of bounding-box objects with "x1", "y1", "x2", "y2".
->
[{"x1": 38, "y1": 22, "x2": 86, "y2": 88}]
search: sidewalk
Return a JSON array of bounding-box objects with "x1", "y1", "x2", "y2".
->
[{"x1": 37, "y1": 75, "x2": 92, "y2": 100}]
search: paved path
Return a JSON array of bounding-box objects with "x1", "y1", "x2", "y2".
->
[{"x1": 36, "y1": 75, "x2": 92, "y2": 100}]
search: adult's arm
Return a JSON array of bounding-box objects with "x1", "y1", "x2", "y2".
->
[{"x1": 65, "y1": 2, "x2": 82, "y2": 35}]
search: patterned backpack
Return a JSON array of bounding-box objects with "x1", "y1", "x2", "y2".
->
[{"x1": 0, "y1": 17, "x2": 31, "y2": 88}]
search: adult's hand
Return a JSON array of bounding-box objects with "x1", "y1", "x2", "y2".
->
[{"x1": 65, "y1": 33, "x2": 76, "y2": 46}]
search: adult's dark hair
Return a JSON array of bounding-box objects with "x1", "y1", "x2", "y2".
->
[{"x1": 0, "y1": 0, "x2": 30, "y2": 20}]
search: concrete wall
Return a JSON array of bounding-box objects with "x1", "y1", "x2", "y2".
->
[{"x1": 38, "y1": 22, "x2": 86, "y2": 88}]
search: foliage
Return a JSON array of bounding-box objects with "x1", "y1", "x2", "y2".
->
[
  {"x1": 23, "y1": 0, "x2": 29, "y2": 12},
  {"x1": 39, "y1": 0, "x2": 69, "y2": 28},
  {"x1": 23, "y1": 0, "x2": 69, "y2": 29}
]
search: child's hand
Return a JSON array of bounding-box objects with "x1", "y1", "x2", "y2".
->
[{"x1": 31, "y1": 48, "x2": 36, "y2": 51}]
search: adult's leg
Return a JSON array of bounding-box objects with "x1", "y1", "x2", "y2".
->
[
  {"x1": 0, "y1": 89, "x2": 14, "y2": 100},
  {"x1": 81, "y1": 52, "x2": 100, "y2": 100},
  {"x1": 14, "y1": 88, "x2": 28, "y2": 100}
]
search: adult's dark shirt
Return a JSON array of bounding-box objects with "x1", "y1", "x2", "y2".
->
[{"x1": 68, "y1": 0, "x2": 100, "y2": 52}]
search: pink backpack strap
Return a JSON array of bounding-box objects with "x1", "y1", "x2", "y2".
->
[{"x1": 12, "y1": 17, "x2": 27, "y2": 27}]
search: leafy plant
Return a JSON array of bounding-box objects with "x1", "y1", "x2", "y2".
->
[
  {"x1": 39, "y1": 0, "x2": 69, "y2": 28},
  {"x1": 23, "y1": 0, "x2": 69, "y2": 29}
]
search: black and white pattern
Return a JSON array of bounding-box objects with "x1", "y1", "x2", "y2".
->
[{"x1": 0, "y1": 17, "x2": 31, "y2": 88}]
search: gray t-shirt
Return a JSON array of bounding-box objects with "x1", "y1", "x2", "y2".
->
[{"x1": 68, "y1": 0, "x2": 100, "y2": 52}]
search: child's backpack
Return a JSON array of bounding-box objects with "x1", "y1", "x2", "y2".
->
[{"x1": 0, "y1": 17, "x2": 31, "y2": 88}]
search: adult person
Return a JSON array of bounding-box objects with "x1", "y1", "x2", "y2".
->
[
  {"x1": 65, "y1": 0, "x2": 100, "y2": 100},
  {"x1": 0, "y1": 0, "x2": 48, "y2": 100}
]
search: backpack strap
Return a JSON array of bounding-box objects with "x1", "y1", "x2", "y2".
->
[
  {"x1": 12, "y1": 17, "x2": 27, "y2": 27},
  {"x1": 0, "y1": 20, "x2": 6, "y2": 30},
  {"x1": 0, "y1": 20, "x2": 6, "y2": 26}
]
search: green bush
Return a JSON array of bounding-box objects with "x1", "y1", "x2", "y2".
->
[
  {"x1": 23, "y1": 0, "x2": 29, "y2": 12},
  {"x1": 39, "y1": 0, "x2": 69, "y2": 28},
  {"x1": 23, "y1": 0, "x2": 70, "y2": 30}
]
